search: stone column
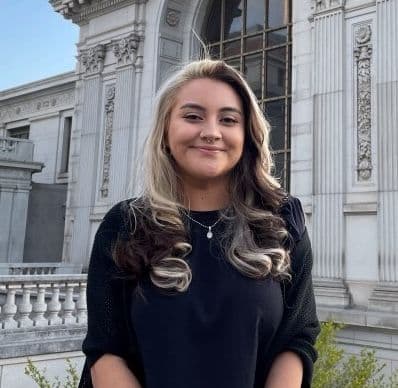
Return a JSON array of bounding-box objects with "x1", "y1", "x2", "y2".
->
[
  {"x1": 0, "y1": 122, "x2": 6, "y2": 137},
  {"x1": 0, "y1": 138, "x2": 43, "y2": 262},
  {"x1": 369, "y1": 0, "x2": 398, "y2": 312},
  {"x1": 311, "y1": 0, "x2": 350, "y2": 307},
  {"x1": 107, "y1": 33, "x2": 140, "y2": 201},
  {"x1": 68, "y1": 45, "x2": 106, "y2": 265}
]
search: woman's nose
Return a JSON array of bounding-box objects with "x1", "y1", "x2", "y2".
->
[{"x1": 199, "y1": 119, "x2": 222, "y2": 141}]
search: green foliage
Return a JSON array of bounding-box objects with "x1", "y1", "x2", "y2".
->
[
  {"x1": 24, "y1": 358, "x2": 79, "y2": 388},
  {"x1": 313, "y1": 321, "x2": 398, "y2": 388}
]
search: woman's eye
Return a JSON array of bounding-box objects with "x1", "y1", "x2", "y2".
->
[
  {"x1": 221, "y1": 117, "x2": 238, "y2": 124},
  {"x1": 184, "y1": 114, "x2": 202, "y2": 121}
]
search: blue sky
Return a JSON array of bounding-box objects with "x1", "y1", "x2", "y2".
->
[{"x1": 0, "y1": 1, "x2": 79, "y2": 91}]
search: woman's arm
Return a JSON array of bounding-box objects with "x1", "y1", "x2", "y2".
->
[
  {"x1": 264, "y1": 351, "x2": 303, "y2": 388},
  {"x1": 91, "y1": 354, "x2": 142, "y2": 388}
]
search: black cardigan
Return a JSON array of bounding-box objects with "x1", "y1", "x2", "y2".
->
[{"x1": 79, "y1": 196, "x2": 320, "y2": 388}]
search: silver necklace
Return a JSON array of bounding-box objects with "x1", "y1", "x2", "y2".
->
[{"x1": 183, "y1": 211, "x2": 222, "y2": 239}]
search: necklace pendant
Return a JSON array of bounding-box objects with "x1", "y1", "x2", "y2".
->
[{"x1": 207, "y1": 227, "x2": 213, "y2": 239}]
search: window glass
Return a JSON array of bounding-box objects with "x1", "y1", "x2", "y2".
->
[{"x1": 203, "y1": 0, "x2": 292, "y2": 188}]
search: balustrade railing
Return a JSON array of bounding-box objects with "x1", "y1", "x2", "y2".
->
[{"x1": 0, "y1": 275, "x2": 87, "y2": 330}]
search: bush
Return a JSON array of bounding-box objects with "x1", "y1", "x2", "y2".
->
[
  {"x1": 313, "y1": 321, "x2": 398, "y2": 388},
  {"x1": 24, "y1": 358, "x2": 79, "y2": 388}
]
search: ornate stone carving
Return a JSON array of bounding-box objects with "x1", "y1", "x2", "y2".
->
[
  {"x1": 354, "y1": 25, "x2": 372, "y2": 181},
  {"x1": 113, "y1": 34, "x2": 140, "y2": 65},
  {"x1": 166, "y1": 8, "x2": 181, "y2": 27},
  {"x1": 312, "y1": 0, "x2": 345, "y2": 12},
  {"x1": 0, "y1": 91, "x2": 75, "y2": 122},
  {"x1": 100, "y1": 85, "x2": 116, "y2": 198},
  {"x1": 80, "y1": 45, "x2": 106, "y2": 74}
]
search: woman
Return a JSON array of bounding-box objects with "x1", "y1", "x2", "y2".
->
[{"x1": 79, "y1": 59, "x2": 320, "y2": 388}]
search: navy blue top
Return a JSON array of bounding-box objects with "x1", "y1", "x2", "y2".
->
[
  {"x1": 131, "y1": 210, "x2": 284, "y2": 388},
  {"x1": 79, "y1": 196, "x2": 320, "y2": 388}
]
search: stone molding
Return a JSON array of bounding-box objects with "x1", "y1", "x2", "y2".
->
[
  {"x1": 100, "y1": 85, "x2": 115, "y2": 198},
  {"x1": 354, "y1": 24, "x2": 373, "y2": 182},
  {"x1": 113, "y1": 33, "x2": 140, "y2": 66},
  {"x1": 80, "y1": 44, "x2": 106, "y2": 75},
  {"x1": 0, "y1": 91, "x2": 75, "y2": 123},
  {"x1": 312, "y1": 0, "x2": 345, "y2": 13},
  {"x1": 50, "y1": 0, "x2": 143, "y2": 24},
  {"x1": 369, "y1": 284, "x2": 398, "y2": 314}
]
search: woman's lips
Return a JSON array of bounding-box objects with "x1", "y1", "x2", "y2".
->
[{"x1": 193, "y1": 146, "x2": 225, "y2": 153}]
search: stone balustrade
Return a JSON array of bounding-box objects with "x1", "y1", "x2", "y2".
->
[
  {"x1": 0, "y1": 274, "x2": 87, "y2": 330},
  {"x1": 0, "y1": 263, "x2": 83, "y2": 275}
]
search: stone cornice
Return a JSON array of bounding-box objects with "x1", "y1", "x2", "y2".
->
[
  {"x1": 50, "y1": 0, "x2": 146, "y2": 24},
  {"x1": 0, "y1": 72, "x2": 76, "y2": 101}
]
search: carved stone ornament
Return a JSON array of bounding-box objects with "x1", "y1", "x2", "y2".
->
[
  {"x1": 113, "y1": 34, "x2": 139, "y2": 65},
  {"x1": 80, "y1": 44, "x2": 106, "y2": 74},
  {"x1": 312, "y1": 0, "x2": 345, "y2": 12},
  {"x1": 0, "y1": 138, "x2": 17, "y2": 154},
  {"x1": 354, "y1": 25, "x2": 373, "y2": 181},
  {"x1": 100, "y1": 85, "x2": 116, "y2": 198},
  {"x1": 166, "y1": 8, "x2": 181, "y2": 27}
]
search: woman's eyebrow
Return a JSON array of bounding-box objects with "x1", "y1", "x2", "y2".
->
[{"x1": 180, "y1": 103, "x2": 242, "y2": 116}]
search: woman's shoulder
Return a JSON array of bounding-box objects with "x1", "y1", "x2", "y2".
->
[
  {"x1": 99, "y1": 198, "x2": 142, "y2": 236},
  {"x1": 279, "y1": 195, "x2": 306, "y2": 243}
]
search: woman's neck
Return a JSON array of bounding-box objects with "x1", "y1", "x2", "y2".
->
[{"x1": 181, "y1": 178, "x2": 231, "y2": 211}]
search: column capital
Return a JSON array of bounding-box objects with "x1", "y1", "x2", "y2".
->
[
  {"x1": 113, "y1": 33, "x2": 140, "y2": 67},
  {"x1": 79, "y1": 44, "x2": 106, "y2": 75},
  {"x1": 312, "y1": 0, "x2": 346, "y2": 15}
]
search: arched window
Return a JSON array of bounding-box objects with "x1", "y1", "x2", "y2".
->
[{"x1": 203, "y1": 0, "x2": 292, "y2": 189}]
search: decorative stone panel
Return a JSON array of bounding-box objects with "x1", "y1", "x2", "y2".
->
[
  {"x1": 0, "y1": 91, "x2": 75, "y2": 122},
  {"x1": 354, "y1": 24, "x2": 373, "y2": 182},
  {"x1": 100, "y1": 85, "x2": 116, "y2": 198}
]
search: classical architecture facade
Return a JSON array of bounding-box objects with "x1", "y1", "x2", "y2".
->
[{"x1": 0, "y1": 0, "x2": 398, "y2": 385}]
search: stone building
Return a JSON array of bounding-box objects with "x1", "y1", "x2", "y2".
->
[{"x1": 0, "y1": 0, "x2": 397, "y2": 385}]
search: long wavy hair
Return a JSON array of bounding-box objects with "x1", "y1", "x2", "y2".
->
[{"x1": 113, "y1": 59, "x2": 291, "y2": 292}]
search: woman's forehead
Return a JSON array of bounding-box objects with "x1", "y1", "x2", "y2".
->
[{"x1": 174, "y1": 78, "x2": 243, "y2": 111}]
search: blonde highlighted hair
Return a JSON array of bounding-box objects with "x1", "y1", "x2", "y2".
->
[{"x1": 113, "y1": 59, "x2": 291, "y2": 292}]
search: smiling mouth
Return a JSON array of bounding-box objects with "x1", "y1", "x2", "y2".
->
[{"x1": 194, "y1": 146, "x2": 225, "y2": 152}]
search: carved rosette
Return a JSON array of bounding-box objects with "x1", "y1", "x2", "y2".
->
[
  {"x1": 100, "y1": 85, "x2": 116, "y2": 198},
  {"x1": 354, "y1": 25, "x2": 373, "y2": 181},
  {"x1": 113, "y1": 34, "x2": 139, "y2": 66},
  {"x1": 312, "y1": 0, "x2": 345, "y2": 12},
  {"x1": 166, "y1": 8, "x2": 181, "y2": 27},
  {"x1": 80, "y1": 44, "x2": 106, "y2": 75}
]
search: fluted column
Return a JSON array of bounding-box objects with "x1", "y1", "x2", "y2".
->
[
  {"x1": 69, "y1": 45, "x2": 105, "y2": 265},
  {"x1": 311, "y1": 0, "x2": 350, "y2": 307},
  {"x1": 369, "y1": 0, "x2": 398, "y2": 312},
  {"x1": 103, "y1": 33, "x2": 140, "y2": 202}
]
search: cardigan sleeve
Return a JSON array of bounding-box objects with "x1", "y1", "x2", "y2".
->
[
  {"x1": 275, "y1": 196, "x2": 320, "y2": 388},
  {"x1": 79, "y1": 200, "x2": 139, "y2": 387}
]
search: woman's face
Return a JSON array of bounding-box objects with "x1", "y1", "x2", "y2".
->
[{"x1": 166, "y1": 78, "x2": 245, "y2": 186}]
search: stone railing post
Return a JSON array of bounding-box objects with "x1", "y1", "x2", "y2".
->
[{"x1": 0, "y1": 275, "x2": 87, "y2": 330}]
